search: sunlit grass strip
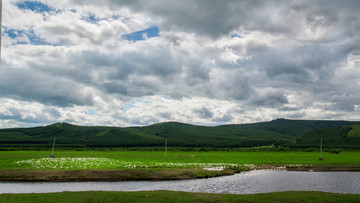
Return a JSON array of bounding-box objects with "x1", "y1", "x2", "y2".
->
[{"x1": 15, "y1": 158, "x2": 256, "y2": 170}]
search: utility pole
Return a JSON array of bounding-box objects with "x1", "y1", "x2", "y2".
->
[
  {"x1": 165, "y1": 138, "x2": 167, "y2": 159},
  {"x1": 50, "y1": 136, "x2": 56, "y2": 158},
  {"x1": 318, "y1": 137, "x2": 323, "y2": 161}
]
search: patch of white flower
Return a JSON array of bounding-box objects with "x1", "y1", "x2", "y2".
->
[
  {"x1": 202, "y1": 166, "x2": 225, "y2": 171},
  {"x1": 15, "y1": 158, "x2": 115, "y2": 169},
  {"x1": 15, "y1": 157, "x2": 255, "y2": 171}
]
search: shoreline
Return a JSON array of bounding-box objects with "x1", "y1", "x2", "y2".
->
[
  {"x1": 0, "y1": 168, "x2": 240, "y2": 182},
  {"x1": 257, "y1": 165, "x2": 360, "y2": 172},
  {"x1": 1, "y1": 165, "x2": 359, "y2": 182}
]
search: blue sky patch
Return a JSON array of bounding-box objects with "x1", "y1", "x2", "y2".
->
[
  {"x1": 87, "y1": 109, "x2": 97, "y2": 116},
  {"x1": 16, "y1": 1, "x2": 55, "y2": 13},
  {"x1": 231, "y1": 32, "x2": 250, "y2": 38},
  {"x1": 123, "y1": 99, "x2": 153, "y2": 111},
  {"x1": 3, "y1": 26, "x2": 68, "y2": 46},
  {"x1": 112, "y1": 15, "x2": 120, "y2": 20},
  {"x1": 123, "y1": 26, "x2": 159, "y2": 42},
  {"x1": 231, "y1": 34, "x2": 243, "y2": 38},
  {"x1": 81, "y1": 15, "x2": 122, "y2": 24},
  {"x1": 4, "y1": 28, "x2": 25, "y2": 39},
  {"x1": 161, "y1": 96, "x2": 174, "y2": 101},
  {"x1": 81, "y1": 14, "x2": 101, "y2": 24},
  {"x1": 23, "y1": 29, "x2": 59, "y2": 46}
]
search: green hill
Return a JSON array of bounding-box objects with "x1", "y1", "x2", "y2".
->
[
  {"x1": 0, "y1": 119, "x2": 358, "y2": 148},
  {"x1": 0, "y1": 123, "x2": 164, "y2": 147},
  {"x1": 295, "y1": 124, "x2": 360, "y2": 149}
]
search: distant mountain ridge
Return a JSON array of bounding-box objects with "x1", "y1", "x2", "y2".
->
[{"x1": 0, "y1": 119, "x2": 359, "y2": 148}]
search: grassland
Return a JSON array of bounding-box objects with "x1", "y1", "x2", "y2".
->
[
  {"x1": 1, "y1": 191, "x2": 359, "y2": 203},
  {"x1": 1, "y1": 150, "x2": 360, "y2": 169},
  {"x1": 0, "y1": 151, "x2": 359, "y2": 202},
  {"x1": 0, "y1": 150, "x2": 359, "y2": 181}
]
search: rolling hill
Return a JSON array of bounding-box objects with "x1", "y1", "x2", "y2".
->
[
  {"x1": 295, "y1": 124, "x2": 360, "y2": 148},
  {"x1": 0, "y1": 119, "x2": 359, "y2": 148}
]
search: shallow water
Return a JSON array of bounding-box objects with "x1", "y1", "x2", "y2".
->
[{"x1": 0, "y1": 170, "x2": 359, "y2": 194}]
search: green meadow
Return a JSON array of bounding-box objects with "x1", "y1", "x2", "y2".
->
[
  {"x1": 1, "y1": 191, "x2": 359, "y2": 203},
  {"x1": 1, "y1": 150, "x2": 359, "y2": 170},
  {"x1": 0, "y1": 150, "x2": 359, "y2": 202}
]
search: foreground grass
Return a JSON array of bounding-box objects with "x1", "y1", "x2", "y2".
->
[{"x1": 0, "y1": 191, "x2": 359, "y2": 203}]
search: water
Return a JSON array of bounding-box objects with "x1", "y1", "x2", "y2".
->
[{"x1": 0, "y1": 170, "x2": 359, "y2": 194}]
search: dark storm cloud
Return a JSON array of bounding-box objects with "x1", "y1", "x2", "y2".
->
[
  {"x1": 0, "y1": 108, "x2": 22, "y2": 121},
  {"x1": 311, "y1": 80, "x2": 360, "y2": 113},
  {"x1": 46, "y1": 107, "x2": 62, "y2": 118},
  {"x1": 251, "y1": 91, "x2": 288, "y2": 108},
  {"x1": 100, "y1": 0, "x2": 285, "y2": 37},
  {"x1": 213, "y1": 113, "x2": 233, "y2": 123},
  {"x1": 71, "y1": 0, "x2": 360, "y2": 38},
  {"x1": 0, "y1": 66, "x2": 94, "y2": 107},
  {"x1": 197, "y1": 106, "x2": 214, "y2": 119},
  {"x1": 0, "y1": 108, "x2": 50, "y2": 124},
  {"x1": 80, "y1": 49, "x2": 181, "y2": 97},
  {"x1": 253, "y1": 42, "x2": 357, "y2": 84},
  {"x1": 194, "y1": 106, "x2": 233, "y2": 123},
  {"x1": 209, "y1": 70, "x2": 253, "y2": 101}
]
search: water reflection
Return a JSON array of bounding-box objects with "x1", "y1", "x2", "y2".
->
[{"x1": 0, "y1": 170, "x2": 359, "y2": 194}]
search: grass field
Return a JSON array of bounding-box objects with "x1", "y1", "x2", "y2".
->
[
  {"x1": 0, "y1": 151, "x2": 359, "y2": 201},
  {"x1": 0, "y1": 150, "x2": 359, "y2": 181},
  {"x1": 1, "y1": 150, "x2": 360, "y2": 170},
  {"x1": 0, "y1": 191, "x2": 359, "y2": 203}
]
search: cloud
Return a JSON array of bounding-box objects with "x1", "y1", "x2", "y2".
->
[
  {"x1": 72, "y1": 0, "x2": 360, "y2": 40},
  {"x1": 0, "y1": 64, "x2": 95, "y2": 106},
  {"x1": 1, "y1": 0, "x2": 360, "y2": 127},
  {"x1": 250, "y1": 89, "x2": 288, "y2": 108}
]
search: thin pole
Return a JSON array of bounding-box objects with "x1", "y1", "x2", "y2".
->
[
  {"x1": 51, "y1": 137, "x2": 56, "y2": 158},
  {"x1": 319, "y1": 137, "x2": 323, "y2": 160},
  {"x1": 165, "y1": 138, "x2": 167, "y2": 159}
]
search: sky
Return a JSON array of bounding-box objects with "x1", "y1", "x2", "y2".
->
[{"x1": 0, "y1": 0, "x2": 360, "y2": 128}]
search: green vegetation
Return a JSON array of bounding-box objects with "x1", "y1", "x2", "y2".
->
[
  {"x1": 0, "y1": 191, "x2": 359, "y2": 203},
  {"x1": 1, "y1": 150, "x2": 359, "y2": 170},
  {"x1": 296, "y1": 124, "x2": 360, "y2": 148},
  {"x1": 0, "y1": 119, "x2": 359, "y2": 148},
  {"x1": 348, "y1": 124, "x2": 360, "y2": 137},
  {"x1": 0, "y1": 150, "x2": 358, "y2": 181},
  {"x1": 1, "y1": 120, "x2": 359, "y2": 199}
]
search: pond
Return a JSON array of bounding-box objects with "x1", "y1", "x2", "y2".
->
[{"x1": 0, "y1": 170, "x2": 359, "y2": 194}]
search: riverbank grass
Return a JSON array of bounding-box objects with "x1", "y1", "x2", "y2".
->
[{"x1": 1, "y1": 191, "x2": 359, "y2": 203}]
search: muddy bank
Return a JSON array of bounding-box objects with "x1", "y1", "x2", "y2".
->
[
  {"x1": 257, "y1": 165, "x2": 360, "y2": 171},
  {"x1": 0, "y1": 165, "x2": 359, "y2": 182},
  {"x1": 285, "y1": 165, "x2": 360, "y2": 171},
  {"x1": 0, "y1": 168, "x2": 239, "y2": 182}
]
